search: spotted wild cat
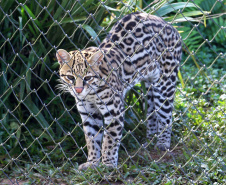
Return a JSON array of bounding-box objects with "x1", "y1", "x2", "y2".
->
[{"x1": 56, "y1": 12, "x2": 182, "y2": 170}]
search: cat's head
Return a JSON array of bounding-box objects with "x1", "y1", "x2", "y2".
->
[{"x1": 56, "y1": 47, "x2": 106, "y2": 99}]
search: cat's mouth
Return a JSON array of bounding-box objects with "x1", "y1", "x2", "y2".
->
[
  {"x1": 71, "y1": 87, "x2": 84, "y2": 96},
  {"x1": 72, "y1": 86, "x2": 91, "y2": 97}
]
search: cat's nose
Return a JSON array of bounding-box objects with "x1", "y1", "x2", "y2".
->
[{"x1": 75, "y1": 87, "x2": 84, "y2": 94}]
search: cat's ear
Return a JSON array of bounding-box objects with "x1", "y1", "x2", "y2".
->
[
  {"x1": 56, "y1": 49, "x2": 70, "y2": 65},
  {"x1": 89, "y1": 50, "x2": 104, "y2": 65}
]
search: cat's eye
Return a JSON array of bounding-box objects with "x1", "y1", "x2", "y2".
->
[
  {"x1": 84, "y1": 76, "x2": 92, "y2": 81},
  {"x1": 67, "y1": 75, "x2": 75, "y2": 81}
]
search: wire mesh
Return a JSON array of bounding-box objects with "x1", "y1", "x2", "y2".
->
[{"x1": 0, "y1": 0, "x2": 225, "y2": 184}]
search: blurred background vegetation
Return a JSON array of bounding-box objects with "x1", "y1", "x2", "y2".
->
[{"x1": 0, "y1": 0, "x2": 225, "y2": 184}]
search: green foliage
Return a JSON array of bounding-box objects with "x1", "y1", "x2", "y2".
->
[
  {"x1": 175, "y1": 0, "x2": 226, "y2": 48},
  {"x1": 199, "y1": 0, "x2": 226, "y2": 45}
]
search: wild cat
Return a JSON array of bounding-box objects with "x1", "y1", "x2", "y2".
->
[{"x1": 56, "y1": 12, "x2": 182, "y2": 170}]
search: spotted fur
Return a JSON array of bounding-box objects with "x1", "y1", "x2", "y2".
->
[{"x1": 56, "y1": 12, "x2": 182, "y2": 170}]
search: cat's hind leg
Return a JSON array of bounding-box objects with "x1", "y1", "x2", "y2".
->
[
  {"x1": 144, "y1": 82, "x2": 158, "y2": 145},
  {"x1": 152, "y1": 79, "x2": 175, "y2": 151}
]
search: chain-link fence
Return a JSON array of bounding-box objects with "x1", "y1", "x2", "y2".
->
[{"x1": 0, "y1": 0, "x2": 225, "y2": 184}]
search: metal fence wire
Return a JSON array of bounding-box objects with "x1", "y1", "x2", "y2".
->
[{"x1": 0, "y1": 0, "x2": 225, "y2": 184}]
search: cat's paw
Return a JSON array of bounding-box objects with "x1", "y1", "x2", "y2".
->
[
  {"x1": 101, "y1": 160, "x2": 118, "y2": 169},
  {"x1": 155, "y1": 142, "x2": 170, "y2": 151},
  {"x1": 78, "y1": 162, "x2": 98, "y2": 171},
  {"x1": 101, "y1": 163, "x2": 116, "y2": 169}
]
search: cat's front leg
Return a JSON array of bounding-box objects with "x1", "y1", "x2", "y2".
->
[
  {"x1": 99, "y1": 100, "x2": 124, "y2": 168},
  {"x1": 76, "y1": 101, "x2": 103, "y2": 170}
]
